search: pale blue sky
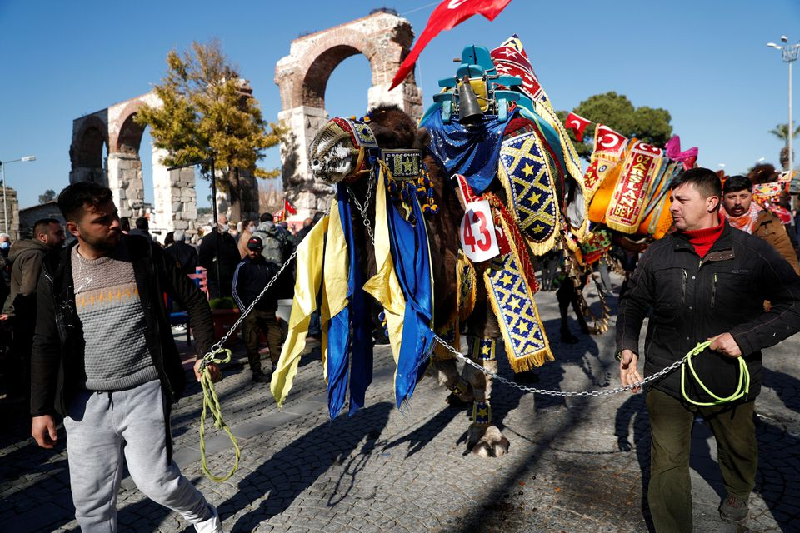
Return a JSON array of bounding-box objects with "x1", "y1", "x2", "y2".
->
[{"x1": 1, "y1": 0, "x2": 799, "y2": 210}]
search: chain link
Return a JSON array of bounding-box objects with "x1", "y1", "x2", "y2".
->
[
  {"x1": 431, "y1": 335, "x2": 684, "y2": 397},
  {"x1": 347, "y1": 175, "x2": 375, "y2": 244}
]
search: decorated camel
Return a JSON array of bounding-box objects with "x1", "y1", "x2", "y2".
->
[
  {"x1": 269, "y1": 35, "x2": 695, "y2": 457},
  {"x1": 270, "y1": 36, "x2": 588, "y2": 457}
]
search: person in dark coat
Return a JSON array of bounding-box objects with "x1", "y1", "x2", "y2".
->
[
  {"x1": 1, "y1": 218, "x2": 65, "y2": 404},
  {"x1": 197, "y1": 214, "x2": 240, "y2": 299},
  {"x1": 129, "y1": 216, "x2": 153, "y2": 241},
  {"x1": 616, "y1": 168, "x2": 800, "y2": 530},
  {"x1": 165, "y1": 230, "x2": 199, "y2": 277},
  {"x1": 232, "y1": 236, "x2": 282, "y2": 382}
]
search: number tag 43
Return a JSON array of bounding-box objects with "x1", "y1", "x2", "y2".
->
[{"x1": 460, "y1": 200, "x2": 500, "y2": 262}]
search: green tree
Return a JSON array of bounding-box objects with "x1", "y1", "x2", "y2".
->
[
  {"x1": 38, "y1": 189, "x2": 56, "y2": 204},
  {"x1": 135, "y1": 40, "x2": 284, "y2": 209},
  {"x1": 769, "y1": 122, "x2": 800, "y2": 170},
  {"x1": 557, "y1": 92, "x2": 673, "y2": 160}
]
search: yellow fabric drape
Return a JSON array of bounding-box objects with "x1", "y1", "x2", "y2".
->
[
  {"x1": 362, "y1": 169, "x2": 406, "y2": 364},
  {"x1": 270, "y1": 217, "x2": 328, "y2": 407},
  {"x1": 320, "y1": 199, "x2": 350, "y2": 380}
]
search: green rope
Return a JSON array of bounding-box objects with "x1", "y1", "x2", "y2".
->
[
  {"x1": 199, "y1": 348, "x2": 241, "y2": 482},
  {"x1": 680, "y1": 341, "x2": 750, "y2": 407}
]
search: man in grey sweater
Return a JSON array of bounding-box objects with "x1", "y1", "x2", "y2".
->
[{"x1": 31, "y1": 182, "x2": 224, "y2": 532}]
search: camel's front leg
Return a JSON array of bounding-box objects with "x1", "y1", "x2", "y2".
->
[{"x1": 465, "y1": 337, "x2": 509, "y2": 457}]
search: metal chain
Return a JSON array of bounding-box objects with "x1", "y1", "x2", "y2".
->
[
  {"x1": 432, "y1": 334, "x2": 684, "y2": 397},
  {"x1": 198, "y1": 205, "x2": 333, "y2": 368},
  {"x1": 347, "y1": 175, "x2": 375, "y2": 244}
]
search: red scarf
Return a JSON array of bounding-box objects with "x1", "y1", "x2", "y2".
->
[
  {"x1": 682, "y1": 214, "x2": 724, "y2": 258},
  {"x1": 722, "y1": 201, "x2": 760, "y2": 234}
]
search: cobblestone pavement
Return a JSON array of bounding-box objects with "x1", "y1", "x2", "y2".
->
[{"x1": 2, "y1": 275, "x2": 799, "y2": 532}]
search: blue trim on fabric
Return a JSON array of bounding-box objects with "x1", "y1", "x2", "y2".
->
[{"x1": 388, "y1": 183, "x2": 435, "y2": 407}]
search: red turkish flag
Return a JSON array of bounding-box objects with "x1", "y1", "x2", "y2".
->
[
  {"x1": 564, "y1": 112, "x2": 591, "y2": 142},
  {"x1": 284, "y1": 199, "x2": 297, "y2": 215},
  {"x1": 390, "y1": 0, "x2": 514, "y2": 90}
]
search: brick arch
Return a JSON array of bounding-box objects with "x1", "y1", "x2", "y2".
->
[
  {"x1": 300, "y1": 43, "x2": 377, "y2": 109},
  {"x1": 110, "y1": 100, "x2": 148, "y2": 154},
  {"x1": 116, "y1": 113, "x2": 145, "y2": 155},
  {"x1": 274, "y1": 10, "x2": 423, "y2": 215}
]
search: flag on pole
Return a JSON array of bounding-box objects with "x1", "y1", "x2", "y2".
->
[
  {"x1": 284, "y1": 199, "x2": 297, "y2": 215},
  {"x1": 389, "y1": 0, "x2": 514, "y2": 90},
  {"x1": 564, "y1": 112, "x2": 591, "y2": 142}
]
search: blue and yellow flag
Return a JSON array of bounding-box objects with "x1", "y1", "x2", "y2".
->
[
  {"x1": 389, "y1": 182, "x2": 435, "y2": 407},
  {"x1": 270, "y1": 216, "x2": 329, "y2": 406}
]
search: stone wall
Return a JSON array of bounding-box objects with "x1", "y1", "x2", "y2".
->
[{"x1": 0, "y1": 187, "x2": 19, "y2": 240}]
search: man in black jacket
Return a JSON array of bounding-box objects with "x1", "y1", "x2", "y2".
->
[
  {"x1": 30, "y1": 182, "x2": 223, "y2": 532},
  {"x1": 198, "y1": 214, "x2": 240, "y2": 299},
  {"x1": 616, "y1": 168, "x2": 800, "y2": 531},
  {"x1": 232, "y1": 236, "x2": 282, "y2": 382}
]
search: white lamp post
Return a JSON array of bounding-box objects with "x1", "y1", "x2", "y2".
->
[
  {"x1": 0, "y1": 155, "x2": 37, "y2": 234},
  {"x1": 767, "y1": 36, "x2": 800, "y2": 189}
]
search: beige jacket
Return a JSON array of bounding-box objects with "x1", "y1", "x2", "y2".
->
[{"x1": 754, "y1": 210, "x2": 800, "y2": 276}]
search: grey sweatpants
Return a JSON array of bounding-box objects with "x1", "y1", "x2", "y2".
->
[{"x1": 64, "y1": 379, "x2": 212, "y2": 532}]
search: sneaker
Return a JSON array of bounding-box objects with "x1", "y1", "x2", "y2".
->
[
  {"x1": 195, "y1": 504, "x2": 224, "y2": 533},
  {"x1": 719, "y1": 495, "x2": 749, "y2": 523},
  {"x1": 251, "y1": 371, "x2": 270, "y2": 383}
]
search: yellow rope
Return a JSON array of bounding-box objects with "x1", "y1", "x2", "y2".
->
[
  {"x1": 681, "y1": 341, "x2": 750, "y2": 407},
  {"x1": 198, "y1": 348, "x2": 241, "y2": 482}
]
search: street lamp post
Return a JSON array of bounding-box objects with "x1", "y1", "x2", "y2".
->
[
  {"x1": 0, "y1": 155, "x2": 36, "y2": 235},
  {"x1": 768, "y1": 36, "x2": 800, "y2": 189}
]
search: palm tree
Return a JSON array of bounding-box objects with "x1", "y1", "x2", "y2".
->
[{"x1": 769, "y1": 123, "x2": 800, "y2": 170}]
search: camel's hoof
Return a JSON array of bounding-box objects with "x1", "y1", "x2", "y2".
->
[
  {"x1": 468, "y1": 425, "x2": 509, "y2": 457},
  {"x1": 471, "y1": 441, "x2": 491, "y2": 457}
]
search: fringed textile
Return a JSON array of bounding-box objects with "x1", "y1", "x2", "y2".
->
[
  {"x1": 483, "y1": 251, "x2": 552, "y2": 373},
  {"x1": 389, "y1": 181, "x2": 436, "y2": 408},
  {"x1": 362, "y1": 167, "x2": 407, "y2": 366}
]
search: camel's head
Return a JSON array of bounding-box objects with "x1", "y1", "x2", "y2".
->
[
  {"x1": 309, "y1": 106, "x2": 431, "y2": 185},
  {"x1": 308, "y1": 117, "x2": 378, "y2": 184}
]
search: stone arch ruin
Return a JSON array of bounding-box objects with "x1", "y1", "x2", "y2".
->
[
  {"x1": 274, "y1": 10, "x2": 423, "y2": 215},
  {"x1": 69, "y1": 92, "x2": 199, "y2": 239}
]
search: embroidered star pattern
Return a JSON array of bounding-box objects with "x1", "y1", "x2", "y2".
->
[
  {"x1": 486, "y1": 253, "x2": 548, "y2": 365},
  {"x1": 499, "y1": 131, "x2": 559, "y2": 243}
]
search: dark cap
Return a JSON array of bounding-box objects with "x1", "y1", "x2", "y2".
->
[{"x1": 246, "y1": 236, "x2": 263, "y2": 250}]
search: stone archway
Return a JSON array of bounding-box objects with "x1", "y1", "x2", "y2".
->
[
  {"x1": 69, "y1": 114, "x2": 109, "y2": 184},
  {"x1": 274, "y1": 9, "x2": 423, "y2": 214},
  {"x1": 69, "y1": 92, "x2": 199, "y2": 239}
]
